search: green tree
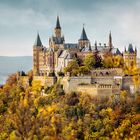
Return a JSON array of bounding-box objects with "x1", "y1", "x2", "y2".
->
[
  {"x1": 64, "y1": 60, "x2": 79, "y2": 76},
  {"x1": 84, "y1": 54, "x2": 95, "y2": 69}
]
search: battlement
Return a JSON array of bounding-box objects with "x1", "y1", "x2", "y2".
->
[{"x1": 91, "y1": 68, "x2": 123, "y2": 77}]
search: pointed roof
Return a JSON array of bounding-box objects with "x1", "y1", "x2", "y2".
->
[
  {"x1": 135, "y1": 47, "x2": 137, "y2": 52},
  {"x1": 116, "y1": 48, "x2": 121, "y2": 55},
  {"x1": 128, "y1": 44, "x2": 134, "y2": 53},
  {"x1": 109, "y1": 31, "x2": 112, "y2": 41},
  {"x1": 55, "y1": 16, "x2": 61, "y2": 29},
  {"x1": 79, "y1": 27, "x2": 88, "y2": 41},
  {"x1": 95, "y1": 41, "x2": 98, "y2": 51},
  {"x1": 109, "y1": 31, "x2": 113, "y2": 49},
  {"x1": 124, "y1": 46, "x2": 126, "y2": 52},
  {"x1": 34, "y1": 33, "x2": 42, "y2": 46}
]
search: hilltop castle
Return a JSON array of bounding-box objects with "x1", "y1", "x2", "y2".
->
[
  {"x1": 30, "y1": 17, "x2": 139, "y2": 96},
  {"x1": 33, "y1": 16, "x2": 137, "y2": 76}
]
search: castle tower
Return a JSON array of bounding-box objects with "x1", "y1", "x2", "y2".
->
[
  {"x1": 108, "y1": 31, "x2": 113, "y2": 51},
  {"x1": 78, "y1": 25, "x2": 90, "y2": 50},
  {"x1": 54, "y1": 16, "x2": 61, "y2": 38},
  {"x1": 47, "y1": 48, "x2": 55, "y2": 76},
  {"x1": 33, "y1": 33, "x2": 43, "y2": 76},
  {"x1": 123, "y1": 44, "x2": 137, "y2": 68},
  {"x1": 49, "y1": 16, "x2": 65, "y2": 51}
]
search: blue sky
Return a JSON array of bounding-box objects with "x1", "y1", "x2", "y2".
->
[{"x1": 0, "y1": 0, "x2": 140, "y2": 56}]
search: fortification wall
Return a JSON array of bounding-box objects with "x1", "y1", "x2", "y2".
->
[
  {"x1": 61, "y1": 76, "x2": 91, "y2": 93},
  {"x1": 62, "y1": 76, "x2": 123, "y2": 94},
  {"x1": 91, "y1": 68, "x2": 123, "y2": 76},
  {"x1": 77, "y1": 84, "x2": 114, "y2": 97},
  {"x1": 91, "y1": 77, "x2": 114, "y2": 85},
  {"x1": 33, "y1": 76, "x2": 57, "y2": 87}
]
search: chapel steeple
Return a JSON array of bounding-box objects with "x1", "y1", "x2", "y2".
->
[
  {"x1": 54, "y1": 16, "x2": 61, "y2": 38},
  {"x1": 78, "y1": 24, "x2": 90, "y2": 50},
  {"x1": 56, "y1": 16, "x2": 61, "y2": 29},
  {"x1": 80, "y1": 26, "x2": 88, "y2": 41},
  {"x1": 108, "y1": 31, "x2": 113, "y2": 51}
]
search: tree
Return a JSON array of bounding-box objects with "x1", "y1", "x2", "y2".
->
[
  {"x1": 113, "y1": 56, "x2": 124, "y2": 68},
  {"x1": 64, "y1": 60, "x2": 79, "y2": 76},
  {"x1": 102, "y1": 55, "x2": 114, "y2": 68},
  {"x1": 79, "y1": 66, "x2": 90, "y2": 75},
  {"x1": 84, "y1": 54, "x2": 95, "y2": 69},
  {"x1": 93, "y1": 52, "x2": 102, "y2": 68}
]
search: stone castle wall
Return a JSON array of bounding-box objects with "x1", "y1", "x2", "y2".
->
[
  {"x1": 91, "y1": 68, "x2": 123, "y2": 76},
  {"x1": 91, "y1": 76, "x2": 114, "y2": 85},
  {"x1": 33, "y1": 76, "x2": 57, "y2": 87},
  {"x1": 77, "y1": 84, "x2": 114, "y2": 97},
  {"x1": 61, "y1": 75, "x2": 131, "y2": 95},
  {"x1": 61, "y1": 76, "x2": 91, "y2": 93}
]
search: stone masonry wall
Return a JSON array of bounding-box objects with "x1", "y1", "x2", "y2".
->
[
  {"x1": 33, "y1": 76, "x2": 57, "y2": 87},
  {"x1": 61, "y1": 76, "x2": 91, "y2": 93}
]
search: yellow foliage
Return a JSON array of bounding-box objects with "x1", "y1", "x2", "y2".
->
[
  {"x1": 32, "y1": 80, "x2": 42, "y2": 92},
  {"x1": 47, "y1": 104, "x2": 56, "y2": 114}
]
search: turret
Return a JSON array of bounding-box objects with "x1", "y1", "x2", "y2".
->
[
  {"x1": 49, "y1": 16, "x2": 65, "y2": 50},
  {"x1": 108, "y1": 31, "x2": 113, "y2": 51},
  {"x1": 47, "y1": 48, "x2": 55, "y2": 76},
  {"x1": 33, "y1": 33, "x2": 43, "y2": 76},
  {"x1": 54, "y1": 16, "x2": 61, "y2": 38},
  {"x1": 95, "y1": 41, "x2": 98, "y2": 52},
  {"x1": 123, "y1": 44, "x2": 137, "y2": 67},
  {"x1": 78, "y1": 25, "x2": 90, "y2": 50}
]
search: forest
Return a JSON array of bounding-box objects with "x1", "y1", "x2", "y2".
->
[{"x1": 0, "y1": 73, "x2": 140, "y2": 140}]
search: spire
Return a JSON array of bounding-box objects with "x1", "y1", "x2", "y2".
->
[
  {"x1": 135, "y1": 47, "x2": 137, "y2": 53},
  {"x1": 95, "y1": 41, "x2": 98, "y2": 51},
  {"x1": 34, "y1": 33, "x2": 42, "y2": 46},
  {"x1": 125, "y1": 46, "x2": 126, "y2": 52},
  {"x1": 108, "y1": 31, "x2": 113, "y2": 50},
  {"x1": 80, "y1": 25, "x2": 88, "y2": 41},
  {"x1": 116, "y1": 48, "x2": 121, "y2": 55},
  {"x1": 55, "y1": 16, "x2": 61, "y2": 29},
  {"x1": 128, "y1": 44, "x2": 134, "y2": 53}
]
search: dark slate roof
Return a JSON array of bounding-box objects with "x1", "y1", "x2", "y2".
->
[
  {"x1": 91, "y1": 45, "x2": 106, "y2": 52},
  {"x1": 64, "y1": 43, "x2": 78, "y2": 49},
  {"x1": 52, "y1": 36, "x2": 64, "y2": 44},
  {"x1": 80, "y1": 44, "x2": 92, "y2": 52},
  {"x1": 79, "y1": 27, "x2": 88, "y2": 41},
  {"x1": 128, "y1": 44, "x2": 134, "y2": 53},
  {"x1": 112, "y1": 48, "x2": 122, "y2": 55},
  {"x1": 55, "y1": 16, "x2": 61, "y2": 29},
  {"x1": 116, "y1": 48, "x2": 122, "y2": 55},
  {"x1": 59, "y1": 50, "x2": 75, "y2": 59},
  {"x1": 34, "y1": 33, "x2": 42, "y2": 46}
]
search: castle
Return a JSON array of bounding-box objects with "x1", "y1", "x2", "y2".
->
[
  {"x1": 33, "y1": 16, "x2": 137, "y2": 76},
  {"x1": 31, "y1": 16, "x2": 138, "y2": 96}
]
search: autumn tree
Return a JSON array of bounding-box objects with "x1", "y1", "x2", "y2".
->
[{"x1": 84, "y1": 54, "x2": 95, "y2": 69}]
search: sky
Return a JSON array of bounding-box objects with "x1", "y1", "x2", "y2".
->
[{"x1": 0, "y1": 0, "x2": 140, "y2": 56}]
